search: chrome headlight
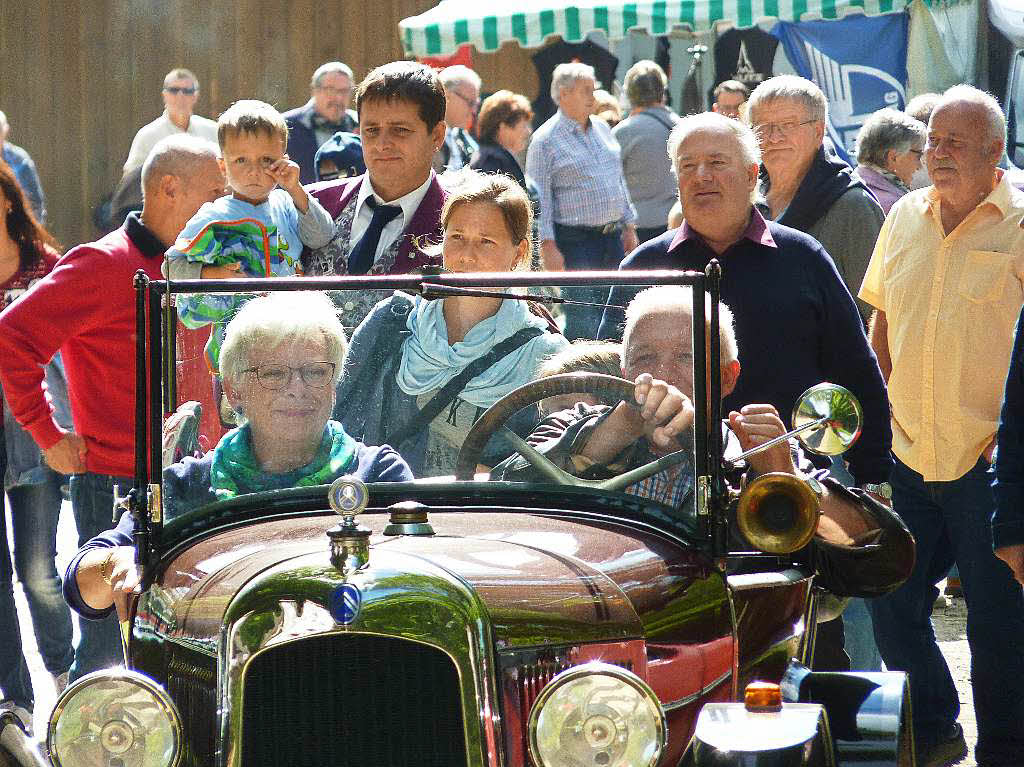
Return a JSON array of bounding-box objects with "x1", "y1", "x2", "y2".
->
[
  {"x1": 47, "y1": 669, "x2": 182, "y2": 767},
  {"x1": 527, "y1": 661, "x2": 666, "y2": 767}
]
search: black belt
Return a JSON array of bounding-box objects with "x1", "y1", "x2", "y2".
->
[{"x1": 555, "y1": 221, "x2": 623, "y2": 237}]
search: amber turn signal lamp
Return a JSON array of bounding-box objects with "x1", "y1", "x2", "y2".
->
[{"x1": 744, "y1": 681, "x2": 783, "y2": 712}]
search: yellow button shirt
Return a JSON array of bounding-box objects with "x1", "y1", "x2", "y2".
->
[{"x1": 859, "y1": 172, "x2": 1024, "y2": 481}]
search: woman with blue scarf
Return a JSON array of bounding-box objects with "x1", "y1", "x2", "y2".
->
[
  {"x1": 337, "y1": 170, "x2": 568, "y2": 477},
  {"x1": 63, "y1": 292, "x2": 413, "y2": 625}
]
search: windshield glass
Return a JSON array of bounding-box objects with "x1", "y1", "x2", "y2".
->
[{"x1": 161, "y1": 277, "x2": 705, "y2": 528}]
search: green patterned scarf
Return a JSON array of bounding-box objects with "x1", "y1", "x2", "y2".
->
[{"x1": 210, "y1": 420, "x2": 358, "y2": 499}]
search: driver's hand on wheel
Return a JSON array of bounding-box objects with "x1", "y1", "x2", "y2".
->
[
  {"x1": 729, "y1": 404, "x2": 797, "y2": 476},
  {"x1": 633, "y1": 373, "x2": 695, "y2": 451}
]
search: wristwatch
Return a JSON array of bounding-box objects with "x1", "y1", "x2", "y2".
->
[
  {"x1": 804, "y1": 475, "x2": 826, "y2": 506},
  {"x1": 859, "y1": 481, "x2": 893, "y2": 500}
]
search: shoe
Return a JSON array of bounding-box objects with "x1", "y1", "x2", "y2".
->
[
  {"x1": 917, "y1": 723, "x2": 968, "y2": 767},
  {"x1": 51, "y1": 670, "x2": 69, "y2": 696},
  {"x1": 0, "y1": 700, "x2": 33, "y2": 738},
  {"x1": 944, "y1": 577, "x2": 963, "y2": 598}
]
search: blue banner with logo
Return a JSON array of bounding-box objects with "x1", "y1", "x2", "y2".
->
[{"x1": 770, "y1": 14, "x2": 909, "y2": 163}]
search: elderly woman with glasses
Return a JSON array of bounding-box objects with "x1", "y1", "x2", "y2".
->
[
  {"x1": 854, "y1": 108, "x2": 928, "y2": 214},
  {"x1": 61, "y1": 291, "x2": 413, "y2": 626}
]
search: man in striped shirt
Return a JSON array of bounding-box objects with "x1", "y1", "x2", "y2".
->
[{"x1": 526, "y1": 62, "x2": 637, "y2": 341}]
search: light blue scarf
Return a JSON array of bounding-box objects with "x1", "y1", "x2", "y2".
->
[{"x1": 395, "y1": 296, "x2": 567, "y2": 408}]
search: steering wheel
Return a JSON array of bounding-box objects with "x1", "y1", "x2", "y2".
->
[{"x1": 453, "y1": 372, "x2": 695, "y2": 488}]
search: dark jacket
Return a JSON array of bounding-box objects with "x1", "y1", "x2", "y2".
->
[
  {"x1": 470, "y1": 142, "x2": 527, "y2": 190},
  {"x1": 62, "y1": 440, "x2": 412, "y2": 620},
  {"x1": 598, "y1": 216, "x2": 893, "y2": 486},
  {"x1": 994, "y1": 305, "x2": 1024, "y2": 549},
  {"x1": 284, "y1": 103, "x2": 359, "y2": 185}
]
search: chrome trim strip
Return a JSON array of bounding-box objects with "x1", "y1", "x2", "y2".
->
[
  {"x1": 727, "y1": 568, "x2": 810, "y2": 591},
  {"x1": 661, "y1": 668, "x2": 734, "y2": 712}
]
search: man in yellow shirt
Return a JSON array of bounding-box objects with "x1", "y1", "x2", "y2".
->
[{"x1": 859, "y1": 85, "x2": 1024, "y2": 767}]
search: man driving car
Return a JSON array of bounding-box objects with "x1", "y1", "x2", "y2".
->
[{"x1": 496, "y1": 286, "x2": 913, "y2": 596}]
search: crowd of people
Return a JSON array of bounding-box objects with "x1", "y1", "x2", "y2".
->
[{"x1": 0, "y1": 50, "x2": 1022, "y2": 767}]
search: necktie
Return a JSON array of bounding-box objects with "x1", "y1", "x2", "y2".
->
[{"x1": 347, "y1": 196, "x2": 402, "y2": 275}]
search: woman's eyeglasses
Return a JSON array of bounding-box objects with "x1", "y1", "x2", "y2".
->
[{"x1": 242, "y1": 362, "x2": 336, "y2": 390}]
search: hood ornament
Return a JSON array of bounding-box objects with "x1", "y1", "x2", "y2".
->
[{"x1": 326, "y1": 476, "x2": 371, "y2": 576}]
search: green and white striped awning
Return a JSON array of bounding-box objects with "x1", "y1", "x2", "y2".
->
[{"x1": 400, "y1": 0, "x2": 914, "y2": 57}]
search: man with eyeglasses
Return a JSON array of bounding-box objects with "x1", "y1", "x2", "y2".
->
[
  {"x1": 285, "y1": 61, "x2": 359, "y2": 185},
  {"x1": 434, "y1": 65, "x2": 482, "y2": 173},
  {"x1": 747, "y1": 75, "x2": 883, "y2": 323},
  {"x1": 122, "y1": 68, "x2": 218, "y2": 176}
]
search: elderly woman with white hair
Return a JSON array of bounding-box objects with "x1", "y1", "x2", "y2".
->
[
  {"x1": 854, "y1": 108, "x2": 927, "y2": 214},
  {"x1": 61, "y1": 291, "x2": 413, "y2": 626}
]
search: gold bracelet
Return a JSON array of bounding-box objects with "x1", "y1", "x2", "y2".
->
[{"x1": 99, "y1": 549, "x2": 116, "y2": 586}]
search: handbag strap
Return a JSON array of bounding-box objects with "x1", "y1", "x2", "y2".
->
[{"x1": 388, "y1": 326, "x2": 545, "y2": 448}]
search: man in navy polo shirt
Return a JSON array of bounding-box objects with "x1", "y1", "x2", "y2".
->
[{"x1": 598, "y1": 111, "x2": 891, "y2": 492}]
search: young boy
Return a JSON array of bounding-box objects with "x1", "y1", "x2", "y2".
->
[{"x1": 166, "y1": 99, "x2": 335, "y2": 367}]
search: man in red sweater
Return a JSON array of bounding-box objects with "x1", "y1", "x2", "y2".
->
[{"x1": 0, "y1": 134, "x2": 224, "y2": 679}]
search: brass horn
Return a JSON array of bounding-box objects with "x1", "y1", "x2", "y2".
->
[{"x1": 736, "y1": 472, "x2": 820, "y2": 554}]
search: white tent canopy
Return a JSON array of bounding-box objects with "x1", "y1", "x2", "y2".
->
[
  {"x1": 400, "y1": 0, "x2": 917, "y2": 57},
  {"x1": 990, "y1": 0, "x2": 1024, "y2": 46}
]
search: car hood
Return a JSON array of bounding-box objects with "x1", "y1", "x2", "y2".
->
[{"x1": 140, "y1": 510, "x2": 711, "y2": 651}]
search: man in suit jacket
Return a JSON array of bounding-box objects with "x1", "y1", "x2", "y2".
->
[
  {"x1": 284, "y1": 62, "x2": 359, "y2": 185},
  {"x1": 304, "y1": 61, "x2": 448, "y2": 328}
]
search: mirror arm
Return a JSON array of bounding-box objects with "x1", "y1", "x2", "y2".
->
[{"x1": 728, "y1": 415, "x2": 829, "y2": 465}]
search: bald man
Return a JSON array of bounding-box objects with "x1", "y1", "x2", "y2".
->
[{"x1": 0, "y1": 134, "x2": 225, "y2": 680}]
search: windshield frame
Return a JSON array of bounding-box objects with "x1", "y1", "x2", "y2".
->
[{"x1": 130, "y1": 266, "x2": 724, "y2": 575}]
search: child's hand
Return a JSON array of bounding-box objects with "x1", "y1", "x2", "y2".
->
[
  {"x1": 269, "y1": 155, "x2": 310, "y2": 213},
  {"x1": 200, "y1": 262, "x2": 243, "y2": 279},
  {"x1": 268, "y1": 156, "x2": 302, "y2": 194}
]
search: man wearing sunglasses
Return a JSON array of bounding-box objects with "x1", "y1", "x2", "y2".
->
[{"x1": 122, "y1": 68, "x2": 218, "y2": 176}]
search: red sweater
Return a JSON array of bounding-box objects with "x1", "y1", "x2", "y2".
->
[{"x1": 0, "y1": 214, "x2": 165, "y2": 476}]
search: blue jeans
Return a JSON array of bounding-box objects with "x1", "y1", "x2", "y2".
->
[
  {"x1": 68, "y1": 472, "x2": 132, "y2": 681},
  {"x1": 553, "y1": 224, "x2": 626, "y2": 342},
  {"x1": 868, "y1": 457, "x2": 1024, "y2": 762},
  {"x1": 1, "y1": 464, "x2": 74, "y2": 710}
]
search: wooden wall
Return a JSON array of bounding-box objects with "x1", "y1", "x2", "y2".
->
[{"x1": 0, "y1": 1, "x2": 537, "y2": 248}]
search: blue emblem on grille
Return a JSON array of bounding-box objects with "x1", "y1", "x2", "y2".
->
[{"x1": 330, "y1": 583, "x2": 362, "y2": 625}]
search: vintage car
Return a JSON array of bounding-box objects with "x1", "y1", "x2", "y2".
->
[{"x1": 1, "y1": 269, "x2": 913, "y2": 767}]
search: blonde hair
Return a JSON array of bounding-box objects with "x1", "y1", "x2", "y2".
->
[
  {"x1": 441, "y1": 169, "x2": 534, "y2": 267},
  {"x1": 217, "y1": 99, "x2": 289, "y2": 148}
]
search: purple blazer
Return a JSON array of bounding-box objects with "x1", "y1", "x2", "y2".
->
[{"x1": 306, "y1": 174, "x2": 446, "y2": 275}]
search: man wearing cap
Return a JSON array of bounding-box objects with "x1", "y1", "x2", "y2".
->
[{"x1": 285, "y1": 62, "x2": 359, "y2": 185}]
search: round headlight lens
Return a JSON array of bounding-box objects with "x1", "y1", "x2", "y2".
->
[
  {"x1": 47, "y1": 669, "x2": 183, "y2": 767},
  {"x1": 528, "y1": 661, "x2": 666, "y2": 767}
]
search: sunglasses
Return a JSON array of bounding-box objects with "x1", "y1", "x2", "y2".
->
[{"x1": 164, "y1": 86, "x2": 197, "y2": 95}]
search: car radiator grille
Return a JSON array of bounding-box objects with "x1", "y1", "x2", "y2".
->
[
  {"x1": 166, "y1": 645, "x2": 218, "y2": 767},
  {"x1": 241, "y1": 634, "x2": 468, "y2": 767}
]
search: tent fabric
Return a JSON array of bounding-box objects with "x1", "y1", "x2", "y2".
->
[
  {"x1": 400, "y1": 0, "x2": 921, "y2": 57},
  {"x1": 989, "y1": 0, "x2": 1024, "y2": 47}
]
